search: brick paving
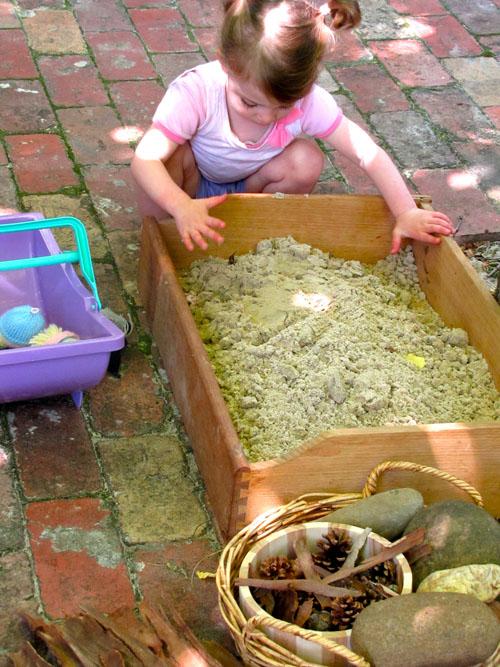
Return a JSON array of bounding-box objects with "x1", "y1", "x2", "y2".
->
[{"x1": 0, "y1": 0, "x2": 499, "y2": 658}]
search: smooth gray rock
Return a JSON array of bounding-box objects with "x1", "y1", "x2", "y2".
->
[
  {"x1": 403, "y1": 500, "x2": 500, "y2": 588},
  {"x1": 351, "y1": 592, "x2": 500, "y2": 667},
  {"x1": 322, "y1": 488, "x2": 424, "y2": 539}
]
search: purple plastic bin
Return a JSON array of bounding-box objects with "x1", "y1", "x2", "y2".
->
[{"x1": 0, "y1": 212, "x2": 125, "y2": 406}]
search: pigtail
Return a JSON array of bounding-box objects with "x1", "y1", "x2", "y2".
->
[{"x1": 326, "y1": 0, "x2": 361, "y2": 30}]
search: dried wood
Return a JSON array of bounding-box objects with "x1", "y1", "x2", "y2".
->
[
  {"x1": 7, "y1": 604, "x2": 233, "y2": 667},
  {"x1": 235, "y1": 577, "x2": 361, "y2": 599},
  {"x1": 322, "y1": 528, "x2": 425, "y2": 585}
]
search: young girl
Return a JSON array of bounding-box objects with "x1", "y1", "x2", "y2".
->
[{"x1": 131, "y1": 0, "x2": 454, "y2": 253}]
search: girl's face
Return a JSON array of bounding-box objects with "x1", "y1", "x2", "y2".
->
[{"x1": 226, "y1": 73, "x2": 293, "y2": 126}]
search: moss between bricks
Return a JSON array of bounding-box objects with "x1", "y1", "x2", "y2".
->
[{"x1": 180, "y1": 237, "x2": 499, "y2": 463}]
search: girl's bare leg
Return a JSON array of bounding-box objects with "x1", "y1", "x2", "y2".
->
[
  {"x1": 245, "y1": 138, "x2": 324, "y2": 194},
  {"x1": 133, "y1": 142, "x2": 200, "y2": 220}
]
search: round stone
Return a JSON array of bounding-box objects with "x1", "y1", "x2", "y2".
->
[
  {"x1": 322, "y1": 488, "x2": 424, "y2": 539},
  {"x1": 351, "y1": 592, "x2": 500, "y2": 667}
]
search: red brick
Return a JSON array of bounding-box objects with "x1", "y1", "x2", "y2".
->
[
  {"x1": 86, "y1": 31, "x2": 156, "y2": 80},
  {"x1": 192, "y1": 27, "x2": 219, "y2": 61},
  {"x1": 0, "y1": 143, "x2": 7, "y2": 165},
  {"x1": 0, "y1": 166, "x2": 18, "y2": 214},
  {"x1": 9, "y1": 397, "x2": 101, "y2": 498},
  {"x1": 0, "y1": 80, "x2": 55, "y2": 132},
  {"x1": 370, "y1": 40, "x2": 452, "y2": 87},
  {"x1": 89, "y1": 347, "x2": 164, "y2": 436},
  {"x1": 325, "y1": 30, "x2": 372, "y2": 63},
  {"x1": 17, "y1": 0, "x2": 64, "y2": 7},
  {"x1": 388, "y1": 0, "x2": 446, "y2": 14},
  {"x1": 177, "y1": 0, "x2": 224, "y2": 28},
  {"x1": 441, "y1": 0, "x2": 500, "y2": 35},
  {"x1": 412, "y1": 168, "x2": 500, "y2": 236},
  {"x1": 484, "y1": 106, "x2": 500, "y2": 128},
  {"x1": 452, "y1": 140, "x2": 500, "y2": 204},
  {"x1": 0, "y1": 452, "x2": 24, "y2": 552},
  {"x1": 0, "y1": 552, "x2": 38, "y2": 654},
  {"x1": 72, "y1": 0, "x2": 132, "y2": 32},
  {"x1": 58, "y1": 106, "x2": 134, "y2": 165},
  {"x1": 135, "y1": 542, "x2": 234, "y2": 651},
  {"x1": 109, "y1": 80, "x2": 163, "y2": 130},
  {"x1": 83, "y1": 164, "x2": 140, "y2": 231},
  {"x1": 6, "y1": 134, "x2": 78, "y2": 193},
  {"x1": 335, "y1": 64, "x2": 409, "y2": 114},
  {"x1": 420, "y1": 15, "x2": 482, "y2": 57},
  {"x1": 0, "y1": 1, "x2": 20, "y2": 28},
  {"x1": 479, "y1": 35, "x2": 500, "y2": 55},
  {"x1": 38, "y1": 55, "x2": 108, "y2": 107},
  {"x1": 0, "y1": 30, "x2": 36, "y2": 78},
  {"x1": 26, "y1": 498, "x2": 135, "y2": 618},
  {"x1": 411, "y1": 86, "x2": 494, "y2": 140},
  {"x1": 129, "y1": 8, "x2": 197, "y2": 52},
  {"x1": 152, "y1": 52, "x2": 205, "y2": 86}
]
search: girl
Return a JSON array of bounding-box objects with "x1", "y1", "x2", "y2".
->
[{"x1": 131, "y1": 0, "x2": 454, "y2": 253}]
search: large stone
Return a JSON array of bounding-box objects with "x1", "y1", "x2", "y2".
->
[
  {"x1": 322, "y1": 488, "x2": 423, "y2": 540},
  {"x1": 403, "y1": 500, "x2": 500, "y2": 588},
  {"x1": 351, "y1": 592, "x2": 500, "y2": 667}
]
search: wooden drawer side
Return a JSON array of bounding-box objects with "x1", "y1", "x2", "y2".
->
[{"x1": 139, "y1": 218, "x2": 250, "y2": 540}]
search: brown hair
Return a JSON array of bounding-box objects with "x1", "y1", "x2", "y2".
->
[{"x1": 220, "y1": 0, "x2": 361, "y2": 103}]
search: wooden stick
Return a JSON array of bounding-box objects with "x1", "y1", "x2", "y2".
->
[
  {"x1": 235, "y1": 577, "x2": 361, "y2": 599},
  {"x1": 322, "y1": 528, "x2": 425, "y2": 585}
]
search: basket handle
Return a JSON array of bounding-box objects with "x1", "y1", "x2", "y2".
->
[
  {"x1": 242, "y1": 614, "x2": 370, "y2": 667},
  {"x1": 362, "y1": 460, "x2": 483, "y2": 507},
  {"x1": 0, "y1": 216, "x2": 101, "y2": 310}
]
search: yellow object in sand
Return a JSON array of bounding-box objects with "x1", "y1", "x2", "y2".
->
[{"x1": 405, "y1": 353, "x2": 426, "y2": 369}]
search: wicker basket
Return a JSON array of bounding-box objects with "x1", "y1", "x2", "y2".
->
[{"x1": 216, "y1": 460, "x2": 485, "y2": 667}]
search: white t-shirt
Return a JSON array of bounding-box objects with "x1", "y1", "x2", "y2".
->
[{"x1": 153, "y1": 60, "x2": 343, "y2": 183}]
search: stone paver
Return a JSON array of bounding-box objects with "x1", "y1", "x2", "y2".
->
[
  {"x1": 23, "y1": 9, "x2": 87, "y2": 55},
  {"x1": 99, "y1": 435, "x2": 208, "y2": 543},
  {"x1": 0, "y1": 0, "x2": 498, "y2": 659}
]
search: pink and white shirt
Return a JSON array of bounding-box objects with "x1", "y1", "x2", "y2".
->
[{"x1": 152, "y1": 60, "x2": 343, "y2": 183}]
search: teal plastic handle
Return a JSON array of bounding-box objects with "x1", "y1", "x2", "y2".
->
[{"x1": 0, "y1": 216, "x2": 101, "y2": 310}]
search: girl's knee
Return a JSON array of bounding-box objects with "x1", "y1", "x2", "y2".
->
[{"x1": 287, "y1": 139, "x2": 324, "y2": 187}]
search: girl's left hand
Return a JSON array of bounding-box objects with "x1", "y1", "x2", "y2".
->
[{"x1": 391, "y1": 207, "x2": 455, "y2": 254}]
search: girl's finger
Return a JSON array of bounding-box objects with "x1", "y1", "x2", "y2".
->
[
  {"x1": 424, "y1": 223, "x2": 454, "y2": 235},
  {"x1": 206, "y1": 193, "x2": 228, "y2": 209},
  {"x1": 206, "y1": 216, "x2": 226, "y2": 229},
  {"x1": 181, "y1": 233, "x2": 194, "y2": 252},
  {"x1": 190, "y1": 230, "x2": 208, "y2": 251},
  {"x1": 202, "y1": 226, "x2": 225, "y2": 245}
]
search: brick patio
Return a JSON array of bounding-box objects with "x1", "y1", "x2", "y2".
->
[{"x1": 0, "y1": 0, "x2": 499, "y2": 659}]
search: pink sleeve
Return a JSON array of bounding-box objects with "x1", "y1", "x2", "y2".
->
[
  {"x1": 152, "y1": 70, "x2": 207, "y2": 144},
  {"x1": 300, "y1": 84, "x2": 343, "y2": 138}
]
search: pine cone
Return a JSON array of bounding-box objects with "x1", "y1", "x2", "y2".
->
[
  {"x1": 312, "y1": 528, "x2": 352, "y2": 572},
  {"x1": 259, "y1": 555, "x2": 302, "y2": 579},
  {"x1": 329, "y1": 596, "x2": 365, "y2": 631},
  {"x1": 365, "y1": 559, "x2": 397, "y2": 587}
]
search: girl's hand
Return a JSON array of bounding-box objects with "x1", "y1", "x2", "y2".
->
[
  {"x1": 174, "y1": 194, "x2": 227, "y2": 251},
  {"x1": 391, "y1": 207, "x2": 455, "y2": 254}
]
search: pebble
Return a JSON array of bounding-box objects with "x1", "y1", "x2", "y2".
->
[
  {"x1": 403, "y1": 500, "x2": 500, "y2": 588},
  {"x1": 322, "y1": 488, "x2": 423, "y2": 540},
  {"x1": 351, "y1": 592, "x2": 500, "y2": 667}
]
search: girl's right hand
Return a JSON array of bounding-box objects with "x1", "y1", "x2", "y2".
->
[{"x1": 174, "y1": 194, "x2": 227, "y2": 251}]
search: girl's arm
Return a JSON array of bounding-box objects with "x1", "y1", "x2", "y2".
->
[
  {"x1": 131, "y1": 126, "x2": 226, "y2": 251},
  {"x1": 324, "y1": 117, "x2": 454, "y2": 253}
]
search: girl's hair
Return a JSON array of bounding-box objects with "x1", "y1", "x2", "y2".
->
[{"x1": 220, "y1": 0, "x2": 361, "y2": 104}]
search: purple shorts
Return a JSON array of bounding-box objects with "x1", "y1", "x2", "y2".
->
[{"x1": 196, "y1": 175, "x2": 246, "y2": 198}]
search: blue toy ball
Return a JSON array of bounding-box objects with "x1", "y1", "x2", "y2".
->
[{"x1": 0, "y1": 305, "x2": 46, "y2": 347}]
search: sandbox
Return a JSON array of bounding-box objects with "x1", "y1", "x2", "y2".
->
[{"x1": 138, "y1": 194, "x2": 500, "y2": 540}]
